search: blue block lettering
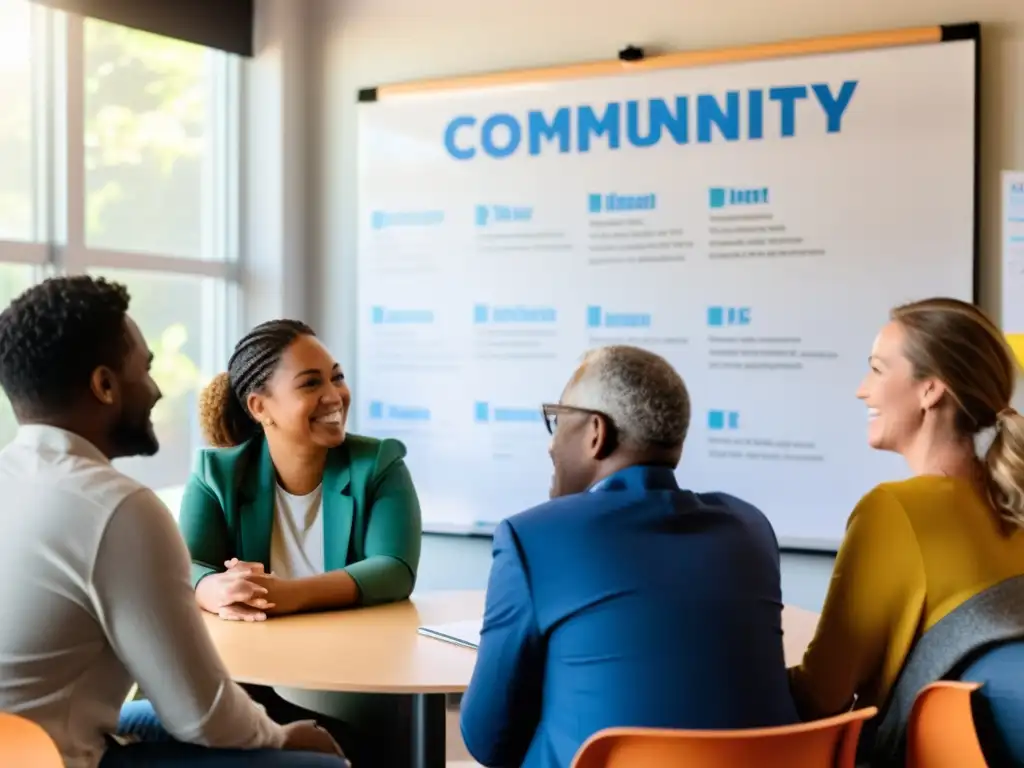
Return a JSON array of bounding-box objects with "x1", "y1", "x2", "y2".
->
[
  {"x1": 528, "y1": 108, "x2": 571, "y2": 155},
  {"x1": 769, "y1": 85, "x2": 808, "y2": 138},
  {"x1": 697, "y1": 91, "x2": 740, "y2": 143},
  {"x1": 626, "y1": 97, "x2": 688, "y2": 148},
  {"x1": 444, "y1": 116, "x2": 476, "y2": 160},
  {"x1": 747, "y1": 89, "x2": 764, "y2": 140},
  {"x1": 578, "y1": 104, "x2": 621, "y2": 152},
  {"x1": 481, "y1": 114, "x2": 521, "y2": 158},
  {"x1": 812, "y1": 81, "x2": 858, "y2": 133},
  {"x1": 442, "y1": 82, "x2": 854, "y2": 159}
]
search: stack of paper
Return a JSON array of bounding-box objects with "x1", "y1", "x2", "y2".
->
[{"x1": 417, "y1": 619, "x2": 482, "y2": 649}]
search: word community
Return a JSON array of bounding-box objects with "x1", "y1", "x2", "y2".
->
[{"x1": 444, "y1": 80, "x2": 858, "y2": 160}]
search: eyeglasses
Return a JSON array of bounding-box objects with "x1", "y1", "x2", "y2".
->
[{"x1": 541, "y1": 403, "x2": 613, "y2": 436}]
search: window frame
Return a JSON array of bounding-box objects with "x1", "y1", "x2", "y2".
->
[
  {"x1": 0, "y1": 2, "x2": 49, "y2": 262},
  {"x1": 0, "y1": 0, "x2": 244, "y2": 484}
]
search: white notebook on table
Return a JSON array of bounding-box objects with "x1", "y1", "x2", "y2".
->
[{"x1": 417, "y1": 618, "x2": 482, "y2": 649}]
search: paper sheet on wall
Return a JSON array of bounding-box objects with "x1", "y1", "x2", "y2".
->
[{"x1": 1003, "y1": 172, "x2": 1024, "y2": 368}]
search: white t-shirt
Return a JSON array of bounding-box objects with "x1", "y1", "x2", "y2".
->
[{"x1": 269, "y1": 483, "x2": 325, "y2": 578}]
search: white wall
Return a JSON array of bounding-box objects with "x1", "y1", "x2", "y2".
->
[
  {"x1": 304, "y1": 0, "x2": 1024, "y2": 609},
  {"x1": 245, "y1": 0, "x2": 316, "y2": 328},
  {"x1": 309, "y1": 0, "x2": 1024, "y2": 366},
  {"x1": 415, "y1": 534, "x2": 832, "y2": 611}
]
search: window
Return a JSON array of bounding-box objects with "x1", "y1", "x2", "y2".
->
[
  {"x1": 0, "y1": 1, "x2": 241, "y2": 500},
  {"x1": 89, "y1": 269, "x2": 231, "y2": 491},
  {"x1": 0, "y1": 0, "x2": 38, "y2": 242},
  {"x1": 84, "y1": 21, "x2": 226, "y2": 260}
]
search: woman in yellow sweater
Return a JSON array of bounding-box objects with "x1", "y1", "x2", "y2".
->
[{"x1": 789, "y1": 298, "x2": 1024, "y2": 723}]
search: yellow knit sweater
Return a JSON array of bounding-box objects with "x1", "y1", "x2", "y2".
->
[{"x1": 789, "y1": 475, "x2": 1024, "y2": 718}]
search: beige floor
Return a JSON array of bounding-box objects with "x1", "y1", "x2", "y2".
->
[{"x1": 446, "y1": 706, "x2": 479, "y2": 766}]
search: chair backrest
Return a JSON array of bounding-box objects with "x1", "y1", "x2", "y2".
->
[
  {"x1": 570, "y1": 707, "x2": 877, "y2": 768},
  {"x1": 0, "y1": 713, "x2": 63, "y2": 767},
  {"x1": 867, "y1": 572, "x2": 1024, "y2": 766},
  {"x1": 905, "y1": 682, "x2": 987, "y2": 768}
]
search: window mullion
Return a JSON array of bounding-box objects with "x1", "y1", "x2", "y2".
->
[
  {"x1": 60, "y1": 10, "x2": 85, "y2": 274},
  {"x1": 30, "y1": 3, "x2": 50, "y2": 249},
  {"x1": 219, "y1": 54, "x2": 242, "y2": 367},
  {"x1": 200, "y1": 51, "x2": 218, "y2": 263},
  {"x1": 232, "y1": 55, "x2": 247, "y2": 340}
]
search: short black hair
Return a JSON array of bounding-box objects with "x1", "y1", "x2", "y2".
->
[{"x1": 0, "y1": 276, "x2": 131, "y2": 417}]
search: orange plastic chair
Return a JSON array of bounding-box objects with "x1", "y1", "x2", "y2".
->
[
  {"x1": 905, "y1": 681, "x2": 987, "y2": 768},
  {"x1": 0, "y1": 712, "x2": 63, "y2": 766},
  {"x1": 570, "y1": 707, "x2": 877, "y2": 768}
]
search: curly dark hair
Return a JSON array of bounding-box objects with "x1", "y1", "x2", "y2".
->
[
  {"x1": 0, "y1": 276, "x2": 131, "y2": 418},
  {"x1": 198, "y1": 319, "x2": 315, "y2": 447}
]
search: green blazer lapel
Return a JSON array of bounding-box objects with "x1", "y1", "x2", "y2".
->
[
  {"x1": 238, "y1": 438, "x2": 276, "y2": 568},
  {"x1": 322, "y1": 445, "x2": 354, "y2": 572}
]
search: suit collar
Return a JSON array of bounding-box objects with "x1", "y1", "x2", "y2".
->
[
  {"x1": 239, "y1": 436, "x2": 355, "y2": 569},
  {"x1": 589, "y1": 464, "x2": 679, "y2": 493},
  {"x1": 238, "y1": 437, "x2": 353, "y2": 501},
  {"x1": 322, "y1": 446, "x2": 354, "y2": 571},
  {"x1": 323, "y1": 447, "x2": 352, "y2": 497}
]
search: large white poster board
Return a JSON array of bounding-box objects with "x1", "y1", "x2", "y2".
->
[{"x1": 355, "y1": 33, "x2": 977, "y2": 549}]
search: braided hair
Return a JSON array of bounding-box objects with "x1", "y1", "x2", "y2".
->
[{"x1": 198, "y1": 319, "x2": 315, "y2": 447}]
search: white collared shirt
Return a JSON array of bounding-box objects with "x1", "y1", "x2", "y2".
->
[{"x1": 0, "y1": 425, "x2": 284, "y2": 768}]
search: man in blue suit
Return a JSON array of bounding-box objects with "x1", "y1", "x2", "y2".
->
[{"x1": 460, "y1": 345, "x2": 798, "y2": 768}]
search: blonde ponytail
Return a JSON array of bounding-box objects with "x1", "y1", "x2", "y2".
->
[
  {"x1": 985, "y1": 408, "x2": 1024, "y2": 528},
  {"x1": 198, "y1": 371, "x2": 258, "y2": 448},
  {"x1": 889, "y1": 298, "x2": 1024, "y2": 527}
]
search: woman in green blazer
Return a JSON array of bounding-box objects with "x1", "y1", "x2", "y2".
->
[{"x1": 179, "y1": 319, "x2": 422, "y2": 623}]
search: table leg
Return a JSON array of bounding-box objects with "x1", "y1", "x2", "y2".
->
[
  {"x1": 276, "y1": 687, "x2": 449, "y2": 767},
  {"x1": 410, "y1": 693, "x2": 446, "y2": 768}
]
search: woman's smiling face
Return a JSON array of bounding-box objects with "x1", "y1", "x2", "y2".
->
[{"x1": 247, "y1": 334, "x2": 351, "y2": 450}]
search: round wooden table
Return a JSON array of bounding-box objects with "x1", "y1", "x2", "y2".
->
[
  {"x1": 782, "y1": 604, "x2": 820, "y2": 666},
  {"x1": 204, "y1": 591, "x2": 483, "y2": 768},
  {"x1": 204, "y1": 590, "x2": 819, "y2": 767},
  {"x1": 203, "y1": 590, "x2": 483, "y2": 693}
]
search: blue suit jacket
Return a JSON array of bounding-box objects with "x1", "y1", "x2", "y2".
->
[{"x1": 460, "y1": 465, "x2": 799, "y2": 768}]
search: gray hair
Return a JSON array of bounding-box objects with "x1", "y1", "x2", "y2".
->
[{"x1": 563, "y1": 345, "x2": 690, "y2": 450}]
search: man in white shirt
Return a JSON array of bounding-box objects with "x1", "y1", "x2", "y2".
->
[{"x1": 0, "y1": 276, "x2": 347, "y2": 768}]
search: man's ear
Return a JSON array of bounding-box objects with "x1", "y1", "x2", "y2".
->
[
  {"x1": 89, "y1": 366, "x2": 117, "y2": 406},
  {"x1": 591, "y1": 414, "x2": 616, "y2": 459}
]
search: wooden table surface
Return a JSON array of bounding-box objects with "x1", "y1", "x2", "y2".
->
[
  {"x1": 204, "y1": 590, "x2": 485, "y2": 694},
  {"x1": 204, "y1": 590, "x2": 819, "y2": 694}
]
